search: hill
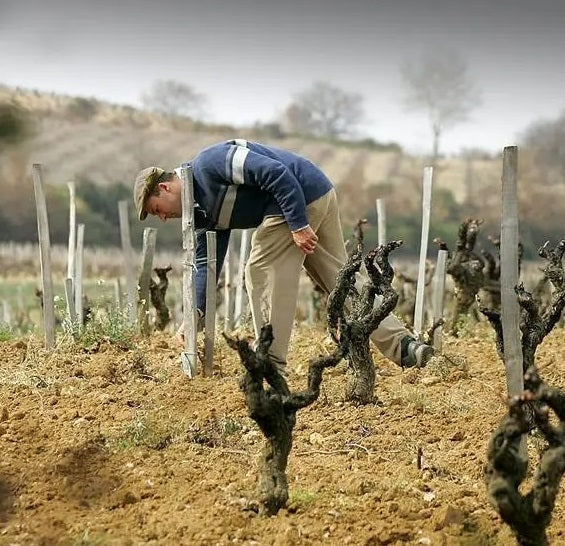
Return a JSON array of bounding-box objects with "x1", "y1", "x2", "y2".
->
[
  {"x1": 0, "y1": 85, "x2": 500, "y2": 204},
  {"x1": 1, "y1": 85, "x2": 563, "y2": 258}
]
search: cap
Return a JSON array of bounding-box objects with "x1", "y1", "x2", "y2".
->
[{"x1": 133, "y1": 166, "x2": 165, "y2": 220}]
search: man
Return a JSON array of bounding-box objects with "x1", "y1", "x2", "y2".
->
[{"x1": 133, "y1": 139, "x2": 433, "y2": 368}]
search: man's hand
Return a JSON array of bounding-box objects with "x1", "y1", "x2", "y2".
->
[
  {"x1": 175, "y1": 322, "x2": 185, "y2": 346},
  {"x1": 292, "y1": 225, "x2": 318, "y2": 254},
  {"x1": 175, "y1": 310, "x2": 205, "y2": 345}
]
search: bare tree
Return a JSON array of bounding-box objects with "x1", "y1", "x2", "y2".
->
[
  {"x1": 282, "y1": 81, "x2": 364, "y2": 138},
  {"x1": 140, "y1": 79, "x2": 206, "y2": 119},
  {"x1": 401, "y1": 49, "x2": 482, "y2": 165},
  {"x1": 521, "y1": 111, "x2": 565, "y2": 186}
]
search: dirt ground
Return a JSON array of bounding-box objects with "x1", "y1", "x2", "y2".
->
[{"x1": 0, "y1": 323, "x2": 564, "y2": 546}]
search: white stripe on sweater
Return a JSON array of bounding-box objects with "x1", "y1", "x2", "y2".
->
[
  {"x1": 217, "y1": 186, "x2": 238, "y2": 229},
  {"x1": 231, "y1": 146, "x2": 249, "y2": 185}
]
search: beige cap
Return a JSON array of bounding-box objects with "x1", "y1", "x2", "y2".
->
[{"x1": 133, "y1": 166, "x2": 165, "y2": 220}]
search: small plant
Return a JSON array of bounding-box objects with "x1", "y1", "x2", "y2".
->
[
  {"x1": 221, "y1": 416, "x2": 243, "y2": 436},
  {"x1": 112, "y1": 415, "x2": 178, "y2": 451},
  {"x1": 72, "y1": 529, "x2": 106, "y2": 546},
  {"x1": 79, "y1": 308, "x2": 136, "y2": 350},
  {"x1": 0, "y1": 324, "x2": 14, "y2": 342},
  {"x1": 288, "y1": 489, "x2": 318, "y2": 510},
  {"x1": 399, "y1": 386, "x2": 432, "y2": 414}
]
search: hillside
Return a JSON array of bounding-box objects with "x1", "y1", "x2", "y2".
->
[{"x1": 0, "y1": 85, "x2": 500, "y2": 205}]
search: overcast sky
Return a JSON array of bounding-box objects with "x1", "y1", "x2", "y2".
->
[{"x1": 1, "y1": 0, "x2": 564, "y2": 154}]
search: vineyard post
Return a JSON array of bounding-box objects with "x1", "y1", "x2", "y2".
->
[
  {"x1": 432, "y1": 248, "x2": 448, "y2": 352},
  {"x1": 180, "y1": 165, "x2": 198, "y2": 377},
  {"x1": 113, "y1": 278, "x2": 122, "y2": 312},
  {"x1": 118, "y1": 200, "x2": 137, "y2": 326},
  {"x1": 32, "y1": 163, "x2": 56, "y2": 349},
  {"x1": 500, "y1": 146, "x2": 523, "y2": 397},
  {"x1": 64, "y1": 278, "x2": 77, "y2": 334},
  {"x1": 74, "y1": 223, "x2": 85, "y2": 329},
  {"x1": 204, "y1": 231, "x2": 217, "y2": 375},
  {"x1": 414, "y1": 166, "x2": 433, "y2": 337},
  {"x1": 1, "y1": 300, "x2": 11, "y2": 328},
  {"x1": 223, "y1": 237, "x2": 234, "y2": 331},
  {"x1": 376, "y1": 198, "x2": 387, "y2": 246},
  {"x1": 66, "y1": 181, "x2": 77, "y2": 321},
  {"x1": 234, "y1": 229, "x2": 252, "y2": 328},
  {"x1": 137, "y1": 227, "x2": 157, "y2": 336}
]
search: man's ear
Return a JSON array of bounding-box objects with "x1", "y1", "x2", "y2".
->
[{"x1": 157, "y1": 182, "x2": 170, "y2": 192}]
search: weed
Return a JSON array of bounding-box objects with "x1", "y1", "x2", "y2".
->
[
  {"x1": 288, "y1": 489, "x2": 317, "y2": 509},
  {"x1": 426, "y1": 353, "x2": 468, "y2": 381},
  {"x1": 222, "y1": 416, "x2": 243, "y2": 436},
  {"x1": 128, "y1": 350, "x2": 150, "y2": 378},
  {"x1": 399, "y1": 386, "x2": 433, "y2": 414},
  {"x1": 0, "y1": 325, "x2": 14, "y2": 342},
  {"x1": 72, "y1": 528, "x2": 107, "y2": 546},
  {"x1": 79, "y1": 308, "x2": 136, "y2": 350},
  {"x1": 112, "y1": 415, "x2": 181, "y2": 451}
]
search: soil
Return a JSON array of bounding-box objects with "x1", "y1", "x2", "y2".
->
[{"x1": 0, "y1": 324, "x2": 564, "y2": 546}]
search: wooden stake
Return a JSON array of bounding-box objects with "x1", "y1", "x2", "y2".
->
[
  {"x1": 204, "y1": 231, "x2": 217, "y2": 376},
  {"x1": 118, "y1": 200, "x2": 137, "y2": 326},
  {"x1": 223, "y1": 237, "x2": 234, "y2": 332},
  {"x1": 234, "y1": 229, "x2": 252, "y2": 328},
  {"x1": 432, "y1": 249, "x2": 448, "y2": 352},
  {"x1": 376, "y1": 198, "x2": 387, "y2": 247},
  {"x1": 74, "y1": 223, "x2": 85, "y2": 329},
  {"x1": 137, "y1": 227, "x2": 157, "y2": 336},
  {"x1": 500, "y1": 146, "x2": 523, "y2": 397},
  {"x1": 32, "y1": 164, "x2": 56, "y2": 349},
  {"x1": 1, "y1": 300, "x2": 11, "y2": 328},
  {"x1": 64, "y1": 277, "x2": 77, "y2": 334},
  {"x1": 114, "y1": 277, "x2": 122, "y2": 312},
  {"x1": 66, "y1": 181, "x2": 76, "y2": 319},
  {"x1": 414, "y1": 166, "x2": 433, "y2": 337},
  {"x1": 180, "y1": 165, "x2": 198, "y2": 377}
]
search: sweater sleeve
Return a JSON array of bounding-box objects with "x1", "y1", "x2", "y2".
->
[
  {"x1": 195, "y1": 228, "x2": 231, "y2": 314},
  {"x1": 195, "y1": 143, "x2": 309, "y2": 232}
]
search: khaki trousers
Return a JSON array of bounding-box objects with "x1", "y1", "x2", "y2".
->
[{"x1": 245, "y1": 189, "x2": 407, "y2": 365}]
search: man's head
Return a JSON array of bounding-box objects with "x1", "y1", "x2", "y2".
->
[{"x1": 133, "y1": 167, "x2": 182, "y2": 221}]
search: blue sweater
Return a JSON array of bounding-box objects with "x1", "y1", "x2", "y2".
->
[{"x1": 188, "y1": 139, "x2": 333, "y2": 312}]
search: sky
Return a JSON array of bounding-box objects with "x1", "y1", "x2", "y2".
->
[{"x1": 1, "y1": 0, "x2": 565, "y2": 155}]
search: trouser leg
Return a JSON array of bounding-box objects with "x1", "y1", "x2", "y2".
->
[
  {"x1": 245, "y1": 216, "x2": 304, "y2": 363},
  {"x1": 303, "y1": 190, "x2": 408, "y2": 364}
]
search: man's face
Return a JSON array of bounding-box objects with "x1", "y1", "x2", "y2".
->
[{"x1": 145, "y1": 176, "x2": 182, "y2": 221}]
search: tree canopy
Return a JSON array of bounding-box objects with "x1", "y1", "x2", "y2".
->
[
  {"x1": 401, "y1": 49, "x2": 482, "y2": 163},
  {"x1": 140, "y1": 79, "x2": 206, "y2": 119},
  {"x1": 282, "y1": 81, "x2": 365, "y2": 138}
]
